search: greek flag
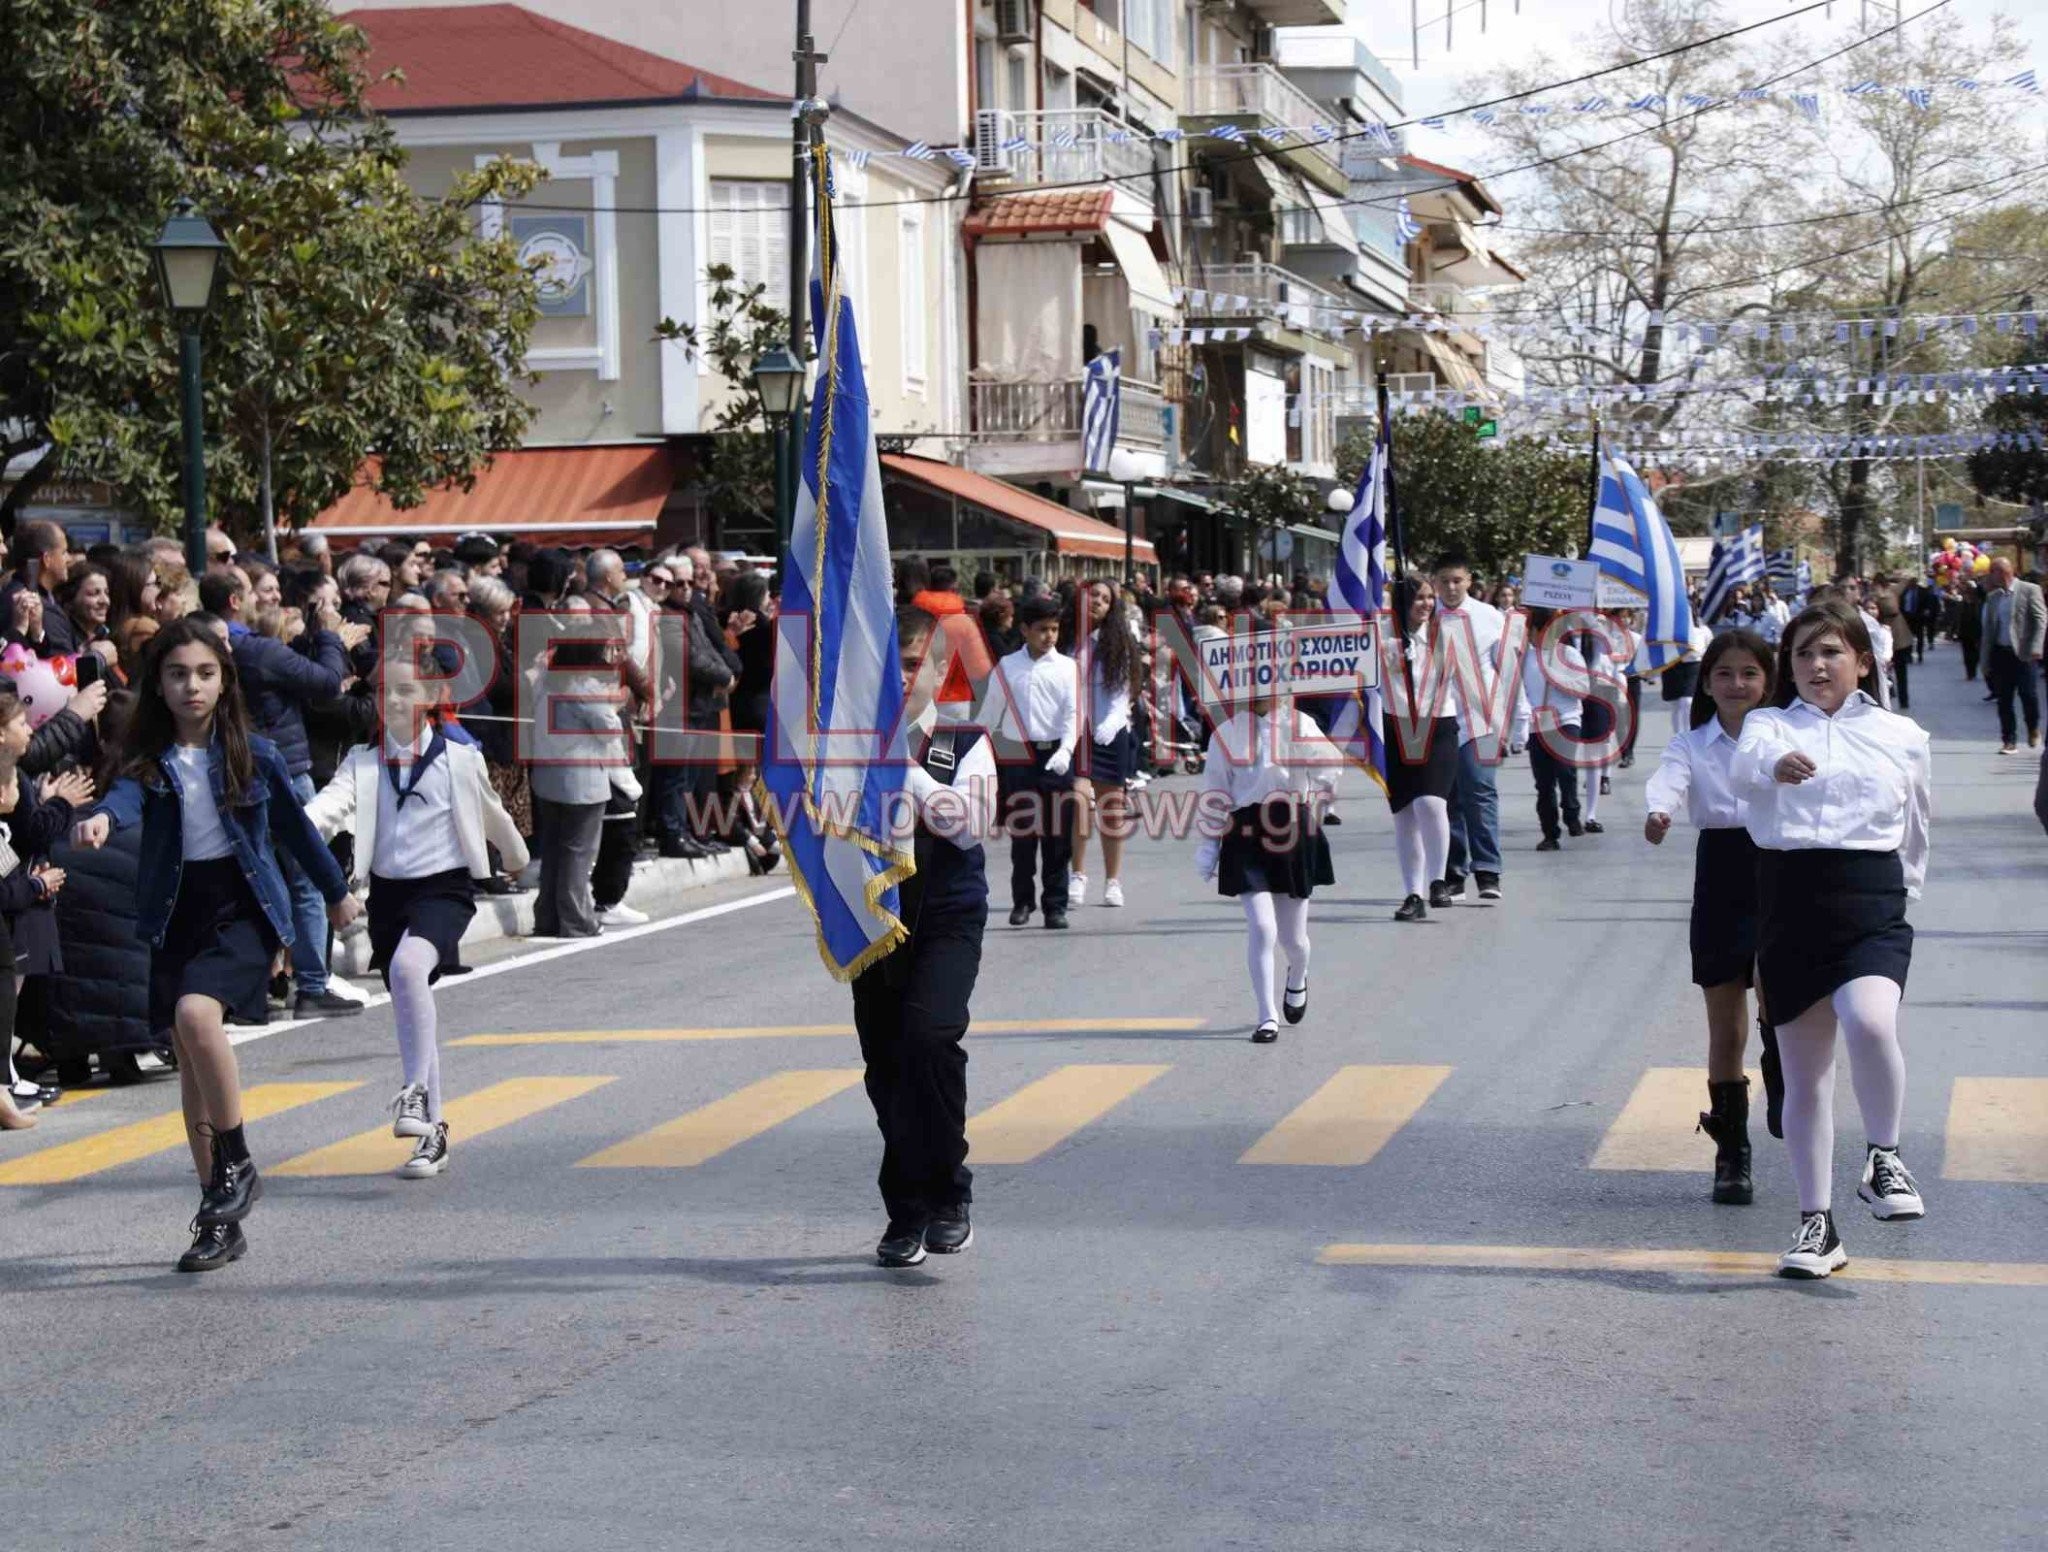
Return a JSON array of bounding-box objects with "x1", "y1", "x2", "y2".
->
[
  {"x1": 1576, "y1": 95, "x2": 1611, "y2": 112},
  {"x1": 1902, "y1": 85, "x2": 1933, "y2": 110},
  {"x1": 1330, "y1": 408, "x2": 1394, "y2": 787},
  {"x1": 1846, "y1": 79, "x2": 1883, "y2": 97},
  {"x1": 1082, "y1": 348, "x2": 1121, "y2": 475},
  {"x1": 1794, "y1": 92, "x2": 1822, "y2": 120},
  {"x1": 1395, "y1": 198, "x2": 1422, "y2": 242},
  {"x1": 1766, "y1": 546, "x2": 1800, "y2": 590},
  {"x1": 1627, "y1": 94, "x2": 1665, "y2": 111},
  {"x1": 1700, "y1": 523, "x2": 1766, "y2": 625},
  {"x1": 2008, "y1": 68, "x2": 2039, "y2": 94},
  {"x1": 1588, "y1": 445, "x2": 1693, "y2": 673},
  {"x1": 761, "y1": 176, "x2": 914, "y2": 981},
  {"x1": 902, "y1": 141, "x2": 934, "y2": 160}
]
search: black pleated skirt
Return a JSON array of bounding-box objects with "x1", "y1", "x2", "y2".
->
[
  {"x1": 368, "y1": 868, "x2": 478, "y2": 987},
  {"x1": 1383, "y1": 715, "x2": 1460, "y2": 814},
  {"x1": 1217, "y1": 798, "x2": 1335, "y2": 900},
  {"x1": 1756, "y1": 848, "x2": 1912, "y2": 1023},
  {"x1": 1086, "y1": 727, "x2": 1139, "y2": 786},
  {"x1": 1690, "y1": 827, "x2": 1760, "y2": 987},
  {"x1": 150, "y1": 856, "x2": 278, "y2": 1034},
  {"x1": 1661, "y1": 662, "x2": 1700, "y2": 702}
]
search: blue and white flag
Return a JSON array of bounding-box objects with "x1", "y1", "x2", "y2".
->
[
  {"x1": 1588, "y1": 445, "x2": 1693, "y2": 674},
  {"x1": 2007, "y1": 68, "x2": 2039, "y2": 94},
  {"x1": 1846, "y1": 79, "x2": 1884, "y2": 97},
  {"x1": 1626, "y1": 93, "x2": 1665, "y2": 111},
  {"x1": 1794, "y1": 91, "x2": 1822, "y2": 120},
  {"x1": 1766, "y1": 546, "x2": 1800, "y2": 590},
  {"x1": 1576, "y1": 95, "x2": 1611, "y2": 113},
  {"x1": 1395, "y1": 198, "x2": 1422, "y2": 242},
  {"x1": 902, "y1": 141, "x2": 934, "y2": 161},
  {"x1": 1902, "y1": 85, "x2": 1933, "y2": 110},
  {"x1": 1699, "y1": 522, "x2": 1765, "y2": 625},
  {"x1": 761, "y1": 173, "x2": 915, "y2": 981},
  {"x1": 1082, "y1": 348, "x2": 1121, "y2": 475},
  {"x1": 1329, "y1": 408, "x2": 1394, "y2": 788},
  {"x1": 1209, "y1": 123, "x2": 1247, "y2": 143}
]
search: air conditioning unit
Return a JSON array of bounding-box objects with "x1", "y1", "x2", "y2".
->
[
  {"x1": 1188, "y1": 187, "x2": 1215, "y2": 228},
  {"x1": 994, "y1": 0, "x2": 1034, "y2": 46}
]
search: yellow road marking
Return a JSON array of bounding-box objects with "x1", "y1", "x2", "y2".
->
[
  {"x1": 967, "y1": 1064, "x2": 1170, "y2": 1165},
  {"x1": 577, "y1": 1069, "x2": 865, "y2": 1168},
  {"x1": 1241, "y1": 1065, "x2": 1453, "y2": 1166},
  {"x1": 455, "y1": 1018, "x2": 1204, "y2": 1047},
  {"x1": 1943, "y1": 1077, "x2": 2048, "y2": 1183},
  {"x1": 272, "y1": 1076, "x2": 614, "y2": 1177},
  {"x1": 1590, "y1": 1067, "x2": 1763, "y2": 1172},
  {"x1": 48, "y1": 1089, "x2": 109, "y2": 1109},
  {"x1": 0, "y1": 1083, "x2": 363, "y2": 1187},
  {"x1": 1317, "y1": 1243, "x2": 2048, "y2": 1288}
]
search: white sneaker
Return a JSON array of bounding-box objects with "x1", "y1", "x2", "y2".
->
[
  {"x1": 1068, "y1": 874, "x2": 1088, "y2": 908},
  {"x1": 390, "y1": 1084, "x2": 432, "y2": 1139},
  {"x1": 598, "y1": 903, "x2": 651, "y2": 928},
  {"x1": 1777, "y1": 1210, "x2": 1847, "y2": 1279},
  {"x1": 399, "y1": 1122, "x2": 449, "y2": 1179},
  {"x1": 1858, "y1": 1146, "x2": 1925, "y2": 1220},
  {"x1": 1103, "y1": 879, "x2": 1124, "y2": 908}
]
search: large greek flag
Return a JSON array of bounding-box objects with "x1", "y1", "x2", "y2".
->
[
  {"x1": 1082, "y1": 348, "x2": 1121, "y2": 474},
  {"x1": 1328, "y1": 409, "x2": 1392, "y2": 787},
  {"x1": 1588, "y1": 445, "x2": 1692, "y2": 674},
  {"x1": 1701, "y1": 523, "x2": 1766, "y2": 624},
  {"x1": 760, "y1": 175, "x2": 914, "y2": 982}
]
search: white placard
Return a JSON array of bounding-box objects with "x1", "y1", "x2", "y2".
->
[
  {"x1": 1200, "y1": 622, "x2": 1380, "y2": 703},
  {"x1": 1596, "y1": 574, "x2": 1648, "y2": 609},
  {"x1": 1522, "y1": 554, "x2": 1599, "y2": 609}
]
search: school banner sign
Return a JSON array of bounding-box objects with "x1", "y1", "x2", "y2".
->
[{"x1": 1200, "y1": 622, "x2": 1380, "y2": 707}]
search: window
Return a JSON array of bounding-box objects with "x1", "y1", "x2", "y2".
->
[
  {"x1": 899, "y1": 206, "x2": 927, "y2": 394},
  {"x1": 708, "y1": 180, "x2": 789, "y2": 298}
]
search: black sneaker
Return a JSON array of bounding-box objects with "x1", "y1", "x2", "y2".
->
[
  {"x1": 1582, "y1": 821, "x2": 1605, "y2": 834},
  {"x1": 1475, "y1": 872, "x2": 1502, "y2": 900},
  {"x1": 1282, "y1": 979, "x2": 1308, "y2": 1024},
  {"x1": 1428, "y1": 879, "x2": 1457, "y2": 909},
  {"x1": 1394, "y1": 894, "x2": 1427, "y2": 921},
  {"x1": 176, "y1": 1219, "x2": 248, "y2": 1274},
  {"x1": 1535, "y1": 836, "x2": 1562, "y2": 852},
  {"x1": 196, "y1": 1150, "x2": 262, "y2": 1228},
  {"x1": 294, "y1": 989, "x2": 363, "y2": 1018},
  {"x1": 877, "y1": 1219, "x2": 928, "y2": 1267},
  {"x1": 1042, "y1": 912, "x2": 1070, "y2": 930},
  {"x1": 400, "y1": 1122, "x2": 450, "y2": 1180},
  {"x1": 1008, "y1": 905, "x2": 1032, "y2": 926},
  {"x1": 925, "y1": 1204, "x2": 973, "y2": 1254},
  {"x1": 1777, "y1": 1210, "x2": 1846, "y2": 1279},
  {"x1": 267, "y1": 972, "x2": 291, "y2": 1012},
  {"x1": 1565, "y1": 819, "x2": 1585, "y2": 837},
  {"x1": 1858, "y1": 1146, "x2": 1924, "y2": 1221},
  {"x1": 1439, "y1": 873, "x2": 1468, "y2": 902}
]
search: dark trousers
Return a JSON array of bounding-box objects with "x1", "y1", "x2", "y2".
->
[
  {"x1": 1913, "y1": 621, "x2": 1934, "y2": 661},
  {"x1": 1620, "y1": 676, "x2": 1643, "y2": 762},
  {"x1": 1000, "y1": 754, "x2": 1074, "y2": 913},
  {"x1": 1891, "y1": 649, "x2": 1911, "y2": 711},
  {"x1": 592, "y1": 809, "x2": 637, "y2": 911},
  {"x1": 1987, "y1": 646, "x2": 2041, "y2": 744},
  {"x1": 851, "y1": 915, "x2": 982, "y2": 1221},
  {"x1": 1961, "y1": 634, "x2": 1981, "y2": 680},
  {"x1": 1528, "y1": 724, "x2": 1583, "y2": 841},
  {"x1": 532, "y1": 797, "x2": 605, "y2": 936}
]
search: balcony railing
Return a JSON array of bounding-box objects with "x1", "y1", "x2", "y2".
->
[
  {"x1": 1186, "y1": 259, "x2": 1347, "y2": 336},
  {"x1": 973, "y1": 108, "x2": 1156, "y2": 189},
  {"x1": 1184, "y1": 64, "x2": 1343, "y2": 182},
  {"x1": 971, "y1": 375, "x2": 1168, "y2": 452}
]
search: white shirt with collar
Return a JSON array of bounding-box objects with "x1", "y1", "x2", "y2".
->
[
  {"x1": 1434, "y1": 596, "x2": 1530, "y2": 746},
  {"x1": 1194, "y1": 707, "x2": 1343, "y2": 877},
  {"x1": 1088, "y1": 651, "x2": 1134, "y2": 742},
  {"x1": 1731, "y1": 691, "x2": 1932, "y2": 896},
  {"x1": 1520, "y1": 636, "x2": 1589, "y2": 726},
  {"x1": 1645, "y1": 717, "x2": 1748, "y2": 829},
  {"x1": 372, "y1": 727, "x2": 467, "y2": 880},
  {"x1": 894, "y1": 705, "x2": 996, "y2": 852},
  {"x1": 996, "y1": 644, "x2": 1080, "y2": 759}
]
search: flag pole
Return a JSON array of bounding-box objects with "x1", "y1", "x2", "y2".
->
[
  {"x1": 1377, "y1": 371, "x2": 1405, "y2": 583},
  {"x1": 1583, "y1": 408, "x2": 1603, "y2": 558}
]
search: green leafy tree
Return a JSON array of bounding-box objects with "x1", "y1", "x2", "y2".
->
[
  {"x1": 1216, "y1": 461, "x2": 1320, "y2": 577},
  {"x1": 1, "y1": 0, "x2": 542, "y2": 537},
  {"x1": 1968, "y1": 337, "x2": 2048, "y2": 510},
  {"x1": 657, "y1": 264, "x2": 787, "y2": 537}
]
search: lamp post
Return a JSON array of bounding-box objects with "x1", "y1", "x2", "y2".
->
[
  {"x1": 751, "y1": 342, "x2": 806, "y2": 562},
  {"x1": 1107, "y1": 447, "x2": 1145, "y2": 590},
  {"x1": 149, "y1": 199, "x2": 229, "y2": 577},
  {"x1": 1325, "y1": 486, "x2": 1355, "y2": 593}
]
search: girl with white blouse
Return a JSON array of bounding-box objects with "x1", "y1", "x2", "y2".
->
[
  {"x1": 1068, "y1": 580, "x2": 1143, "y2": 910},
  {"x1": 1381, "y1": 576, "x2": 1460, "y2": 921},
  {"x1": 1731, "y1": 599, "x2": 1932, "y2": 1279},
  {"x1": 1195, "y1": 654, "x2": 1343, "y2": 1044},
  {"x1": 1643, "y1": 628, "x2": 1775, "y2": 1207}
]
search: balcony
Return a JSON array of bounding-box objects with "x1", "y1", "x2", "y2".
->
[
  {"x1": 1241, "y1": 0, "x2": 1347, "y2": 24},
  {"x1": 971, "y1": 375, "x2": 1168, "y2": 452},
  {"x1": 1184, "y1": 64, "x2": 1346, "y2": 197},
  {"x1": 974, "y1": 108, "x2": 1155, "y2": 191},
  {"x1": 1186, "y1": 259, "x2": 1348, "y2": 339}
]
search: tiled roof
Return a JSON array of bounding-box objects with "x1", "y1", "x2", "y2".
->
[
  {"x1": 1398, "y1": 154, "x2": 1503, "y2": 216},
  {"x1": 962, "y1": 189, "x2": 1115, "y2": 238},
  {"x1": 341, "y1": 5, "x2": 781, "y2": 114}
]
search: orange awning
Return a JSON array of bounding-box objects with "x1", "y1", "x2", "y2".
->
[
  {"x1": 311, "y1": 444, "x2": 674, "y2": 544},
  {"x1": 880, "y1": 454, "x2": 1157, "y2": 564}
]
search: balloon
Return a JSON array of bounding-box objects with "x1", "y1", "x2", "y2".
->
[
  {"x1": 1942, "y1": 537, "x2": 1957, "y2": 551},
  {"x1": 0, "y1": 644, "x2": 79, "y2": 730},
  {"x1": 1972, "y1": 554, "x2": 1992, "y2": 575}
]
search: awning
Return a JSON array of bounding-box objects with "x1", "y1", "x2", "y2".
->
[
  {"x1": 1305, "y1": 185, "x2": 1361, "y2": 257},
  {"x1": 1435, "y1": 219, "x2": 1525, "y2": 287},
  {"x1": 1100, "y1": 219, "x2": 1177, "y2": 320},
  {"x1": 880, "y1": 453, "x2": 1157, "y2": 564},
  {"x1": 312, "y1": 444, "x2": 674, "y2": 544},
  {"x1": 1421, "y1": 333, "x2": 1488, "y2": 395},
  {"x1": 1249, "y1": 153, "x2": 1310, "y2": 213}
]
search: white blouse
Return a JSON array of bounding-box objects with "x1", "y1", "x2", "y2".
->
[
  {"x1": 1731, "y1": 693, "x2": 1932, "y2": 896},
  {"x1": 1644, "y1": 718, "x2": 1747, "y2": 830},
  {"x1": 1088, "y1": 655, "x2": 1134, "y2": 743},
  {"x1": 1520, "y1": 637, "x2": 1589, "y2": 725},
  {"x1": 1195, "y1": 709, "x2": 1343, "y2": 875},
  {"x1": 169, "y1": 745, "x2": 232, "y2": 861}
]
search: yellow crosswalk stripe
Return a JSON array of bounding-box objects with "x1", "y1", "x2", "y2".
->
[
  {"x1": 0, "y1": 1083, "x2": 362, "y2": 1187},
  {"x1": 1943, "y1": 1077, "x2": 2048, "y2": 1183},
  {"x1": 577, "y1": 1069, "x2": 866, "y2": 1169},
  {"x1": 1317, "y1": 1242, "x2": 2048, "y2": 1288},
  {"x1": 967, "y1": 1064, "x2": 1170, "y2": 1165},
  {"x1": 1590, "y1": 1067, "x2": 1762, "y2": 1172},
  {"x1": 272, "y1": 1076, "x2": 614, "y2": 1178},
  {"x1": 455, "y1": 1018, "x2": 1204, "y2": 1047},
  {"x1": 1241, "y1": 1065, "x2": 1452, "y2": 1166}
]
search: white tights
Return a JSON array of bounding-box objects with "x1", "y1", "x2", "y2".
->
[
  {"x1": 388, "y1": 933, "x2": 445, "y2": 1122},
  {"x1": 1777, "y1": 976, "x2": 1907, "y2": 1212},
  {"x1": 1582, "y1": 762, "x2": 1603, "y2": 823},
  {"x1": 1391, "y1": 797, "x2": 1450, "y2": 898},
  {"x1": 1242, "y1": 892, "x2": 1311, "y2": 1028}
]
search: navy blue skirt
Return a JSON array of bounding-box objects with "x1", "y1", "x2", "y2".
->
[
  {"x1": 150, "y1": 856, "x2": 278, "y2": 1034},
  {"x1": 1690, "y1": 827, "x2": 1759, "y2": 987},
  {"x1": 1085, "y1": 727, "x2": 1139, "y2": 786},
  {"x1": 1217, "y1": 799, "x2": 1334, "y2": 900},
  {"x1": 1757, "y1": 848, "x2": 1912, "y2": 1022},
  {"x1": 368, "y1": 868, "x2": 477, "y2": 987}
]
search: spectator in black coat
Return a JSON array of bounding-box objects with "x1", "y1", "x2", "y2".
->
[{"x1": 1, "y1": 520, "x2": 83, "y2": 659}]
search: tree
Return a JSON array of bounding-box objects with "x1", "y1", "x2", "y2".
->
[
  {"x1": 1969, "y1": 337, "x2": 2048, "y2": 510},
  {"x1": 1, "y1": 0, "x2": 542, "y2": 537},
  {"x1": 657, "y1": 264, "x2": 787, "y2": 536},
  {"x1": 1215, "y1": 461, "x2": 1320, "y2": 579}
]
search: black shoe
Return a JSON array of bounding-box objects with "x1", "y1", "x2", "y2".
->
[
  {"x1": 1565, "y1": 819, "x2": 1585, "y2": 837},
  {"x1": 197, "y1": 1149, "x2": 262, "y2": 1228},
  {"x1": 1321, "y1": 812, "x2": 1342, "y2": 826},
  {"x1": 1535, "y1": 836, "x2": 1562, "y2": 852},
  {"x1": 1619, "y1": 753, "x2": 1635, "y2": 769},
  {"x1": 1475, "y1": 872, "x2": 1501, "y2": 900},
  {"x1": 1777, "y1": 1210, "x2": 1846, "y2": 1279},
  {"x1": 1582, "y1": 820, "x2": 1605, "y2": 835},
  {"x1": 658, "y1": 836, "x2": 707, "y2": 859},
  {"x1": 1759, "y1": 1022, "x2": 1784, "y2": 1139},
  {"x1": 1599, "y1": 775, "x2": 1612, "y2": 796},
  {"x1": 1042, "y1": 912, "x2": 1070, "y2": 930},
  {"x1": 1428, "y1": 880, "x2": 1456, "y2": 909},
  {"x1": 294, "y1": 989, "x2": 363, "y2": 1018},
  {"x1": 1440, "y1": 872, "x2": 1467, "y2": 901},
  {"x1": 1394, "y1": 893, "x2": 1428, "y2": 921},
  {"x1": 1250, "y1": 1020, "x2": 1279, "y2": 1044},
  {"x1": 699, "y1": 837, "x2": 733, "y2": 854},
  {"x1": 925, "y1": 1203, "x2": 973, "y2": 1254},
  {"x1": 176, "y1": 1219, "x2": 247, "y2": 1274},
  {"x1": 267, "y1": 972, "x2": 291, "y2": 1011},
  {"x1": 1282, "y1": 980, "x2": 1308, "y2": 1024},
  {"x1": 1008, "y1": 905, "x2": 1032, "y2": 926},
  {"x1": 877, "y1": 1219, "x2": 928, "y2": 1267},
  {"x1": 1697, "y1": 1079, "x2": 1754, "y2": 1206}
]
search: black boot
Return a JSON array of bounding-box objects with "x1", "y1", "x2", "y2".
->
[
  {"x1": 1697, "y1": 1079, "x2": 1754, "y2": 1206},
  {"x1": 196, "y1": 1131, "x2": 263, "y2": 1228},
  {"x1": 1758, "y1": 1021, "x2": 1784, "y2": 1139}
]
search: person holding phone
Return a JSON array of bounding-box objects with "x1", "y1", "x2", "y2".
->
[{"x1": 2, "y1": 522, "x2": 82, "y2": 659}]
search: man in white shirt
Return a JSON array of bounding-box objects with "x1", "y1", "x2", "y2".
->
[
  {"x1": 993, "y1": 594, "x2": 1080, "y2": 928},
  {"x1": 1433, "y1": 554, "x2": 1510, "y2": 901}
]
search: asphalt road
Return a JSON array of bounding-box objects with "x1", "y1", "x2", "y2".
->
[{"x1": 5, "y1": 643, "x2": 2045, "y2": 1550}]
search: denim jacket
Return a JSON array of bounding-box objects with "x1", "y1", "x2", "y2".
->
[{"x1": 91, "y1": 733, "x2": 349, "y2": 949}]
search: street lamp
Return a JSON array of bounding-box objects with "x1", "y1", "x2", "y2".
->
[
  {"x1": 1107, "y1": 446, "x2": 1146, "y2": 590},
  {"x1": 150, "y1": 199, "x2": 228, "y2": 577},
  {"x1": 751, "y1": 342, "x2": 806, "y2": 562}
]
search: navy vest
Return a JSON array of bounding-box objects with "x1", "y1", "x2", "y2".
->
[{"x1": 905, "y1": 725, "x2": 989, "y2": 927}]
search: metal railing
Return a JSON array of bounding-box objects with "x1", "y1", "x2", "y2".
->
[
  {"x1": 970, "y1": 375, "x2": 1168, "y2": 452},
  {"x1": 1184, "y1": 64, "x2": 1343, "y2": 181},
  {"x1": 1186, "y1": 259, "x2": 1347, "y2": 335},
  {"x1": 973, "y1": 108, "x2": 1156, "y2": 188}
]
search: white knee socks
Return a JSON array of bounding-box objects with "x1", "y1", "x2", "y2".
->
[
  {"x1": 1391, "y1": 797, "x2": 1450, "y2": 897},
  {"x1": 1777, "y1": 976, "x2": 1907, "y2": 1212},
  {"x1": 388, "y1": 932, "x2": 444, "y2": 1122}
]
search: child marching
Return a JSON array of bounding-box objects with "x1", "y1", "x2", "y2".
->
[
  {"x1": 1643, "y1": 628, "x2": 1775, "y2": 1206},
  {"x1": 1730, "y1": 599, "x2": 1933, "y2": 1279},
  {"x1": 1381, "y1": 576, "x2": 1460, "y2": 921},
  {"x1": 73, "y1": 617, "x2": 361, "y2": 1272}
]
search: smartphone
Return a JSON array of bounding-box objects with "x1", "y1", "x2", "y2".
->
[
  {"x1": 74, "y1": 653, "x2": 102, "y2": 690},
  {"x1": 23, "y1": 554, "x2": 39, "y2": 594}
]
